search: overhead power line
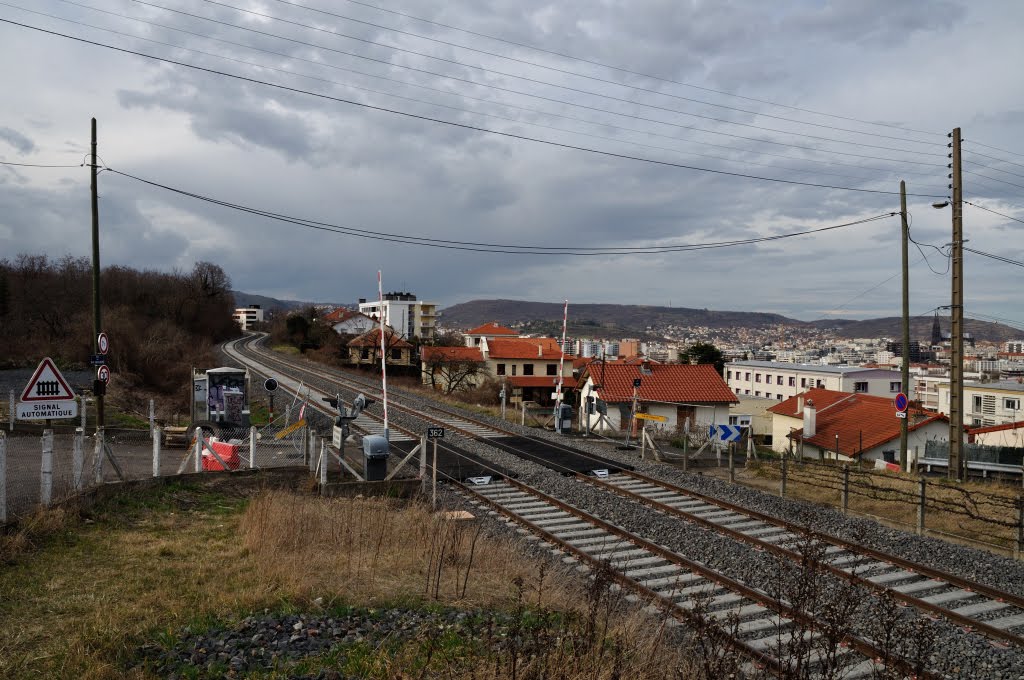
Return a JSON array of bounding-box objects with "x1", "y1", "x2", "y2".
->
[
  {"x1": 122, "y1": 0, "x2": 946, "y2": 160},
  {"x1": 962, "y1": 147, "x2": 1024, "y2": 171},
  {"x1": 33, "y1": 0, "x2": 947, "y2": 172},
  {"x1": 964, "y1": 140, "x2": 1024, "y2": 161},
  {"x1": 964, "y1": 247, "x2": 1024, "y2": 269},
  {"x1": 187, "y1": 0, "x2": 941, "y2": 147},
  {"x1": 0, "y1": 159, "x2": 83, "y2": 168},
  {"x1": 0, "y1": 3, "x2": 913, "y2": 186},
  {"x1": 964, "y1": 200, "x2": 1024, "y2": 226},
  {"x1": 326, "y1": 0, "x2": 944, "y2": 138},
  {"x1": 963, "y1": 168, "x2": 1024, "y2": 192},
  {"x1": 0, "y1": 18, "x2": 950, "y2": 199},
  {"x1": 106, "y1": 166, "x2": 897, "y2": 256}
]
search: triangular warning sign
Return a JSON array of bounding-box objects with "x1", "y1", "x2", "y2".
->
[{"x1": 21, "y1": 357, "x2": 76, "y2": 402}]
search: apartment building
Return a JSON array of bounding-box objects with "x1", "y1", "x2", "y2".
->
[
  {"x1": 936, "y1": 380, "x2": 1024, "y2": 427},
  {"x1": 725, "y1": 360, "x2": 903, "y2": 402},
  {"x1": 358, "y1": 292, "x2": 438, "y2": 341},
  {"x1": 232, "y1": 305, "x2": 264, "y2": 331}
]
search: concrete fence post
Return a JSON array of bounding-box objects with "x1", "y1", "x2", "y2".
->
[
  {"x1": 319, "y1": 440, "x2": 327, "y2": 487},
  {"x1": 917, "y1": 477, "x2": 927, "y2": 535},
  {"x1": 1016, "y1": 497, "x2": 1023, "y2": 561},
  {"x1": 152, "y1": 426, "x2": 161, "y2": 477},
  {"x1": 80, "y1": 397, "x2": 86, "y2": 431},
  {"x1": 728, "y1": 443, "x2": 735, "y2": 483},
  {"x1": 194, "y1": 427, "x2": 202, "y2": 473},
  {"x1": 780, "y1": 455, "x2": 788, "y2": 498},
  {"x1": 41, "y1": 429, "x2": 54, "y2": 507},
  {"x1": 149, "y1": 399, "x2": 155, "y2": 440},
  {"x1": 8, "y1": 389, "x2": 14, "y2": 432},
  {"x1": 94, "y1": 429, "x2": 104, "y2": 485},
  {"x1": 841, "y1": 466, "x2": 850, "y2": 514},
  {"x1": 0, "y1": 433, "x2": 7, "y2": 523},
  {"x1": 73, "y1": 428, "x2": 84, "y2": 491},
  {"x1": 302, "y1": 428, "x2": 310, "y2": 467},
  {"x1": 249, "y1": 426, "x2": 257, "y2": 470},
  {"x1": 419, "y1": 434, "x2": 427, "y2": 485}
]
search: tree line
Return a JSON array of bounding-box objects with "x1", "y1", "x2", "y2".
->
[{"x1": 0, "y1": 254, "x2": 238, "y2": 409}]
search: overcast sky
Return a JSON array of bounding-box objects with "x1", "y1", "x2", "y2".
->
[{"x1": 1, "y1": 0, "x2": 1022, "y2": 327}]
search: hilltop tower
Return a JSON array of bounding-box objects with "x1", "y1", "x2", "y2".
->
[{"x1": 931, "y1": 312, "x2": 943, "y2": 346}]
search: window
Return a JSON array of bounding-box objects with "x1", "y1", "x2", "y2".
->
[
  {"x1": 777, "y1": 375, "x2": 784, "y2": 385},
  {"x1": 800, "y1": 378, "x2": 807, "y2": 388},
  {"x1": 523, "y1": 364, "x2": 534, "y2": 376},
  {"x1": 547, "y1": 364, "x2": 558, "y2": 376},
  {"x1": 745, "y1": 372, "x2": 750, "y2": 381},
  {"x1": 755, "y1": 391, "x2": 761, "y2": 397},
  {"x1": 890, "y1": 381, "x2": 901, "y2": 392},
  {"x1": 512, "y1": 365, "x2": 517, "y2": 376},
  {"x1": 360, "y1": 347, "x2": 370, "y2": 360},
  {"x1": 1005, "y1": 398, "x2": 1021, "y2": 411},
  {"x1": 755, "y1": 373, "x2": 762, "y2": 383},
  {"x1": 973, "y1": 395, "x2": 983, "y2": 411},
  {"x1": 497, "y1": 363, "x2": 506, "y2": 376},
  {"x1": 816, "y1": 380, "x2": 824, "y2": 388},
  {"x1": 788, "y1": 377, "x2": 796, "y2": 387},
  {"x1": 735, "y1": 388, "x2": 741, "y2": 394},
  {"x1": 765, "y1": 375, "x2": 772, "y2": 385},
  {"x1": 777, "y1": 394, "x2": 783, "y2": 400},
  {"x1": 391, "y1": 348, "x2": 402, "y2": 360},
  {"x1": 744, "y1": 390, "x2": 750, "y2": 395},
  {"x1": 854, "y1": 382, "x2": 868, "y2": 393},
  {"x1": 727, "y1": 370, "x2": 732, "y2": 379}
]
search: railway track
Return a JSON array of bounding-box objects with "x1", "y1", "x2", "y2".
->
[{"x1": 224, "y1": 335, "x2": 1021, "y2": 675}]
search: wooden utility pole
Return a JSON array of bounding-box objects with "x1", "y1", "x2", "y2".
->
[
  {"x1": 949, "y1": 128, "x2": 964, "y2": 481},
  {"x1": 900, "y1": 180, "x2": 910, "y2": 471},
  {"x1": 90, "y1": 118, "x2": 104, "y2": 430}
]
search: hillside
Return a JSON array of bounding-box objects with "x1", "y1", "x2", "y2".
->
[
  {"x1": 232, "y1": 290, "x2": 351, "y2": 313},
  {"x1": 440, "y1": 299, "x2": 801, "y2": 335},
  {"x1": 440, "y1": 300, "x2": 1020, "y2": 342}
]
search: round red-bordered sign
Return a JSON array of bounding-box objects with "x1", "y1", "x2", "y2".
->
[
  {"x1": 97, "y1": 332, "x2": 110, "y2": 355},
  {"x1": 894, "y1": 392, "x2": 909, "y2": 412},
  {"x1": 97, "y1": 365, "x2": 110, "y2": 384}
]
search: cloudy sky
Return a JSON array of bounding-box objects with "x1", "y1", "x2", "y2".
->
[{"x1": 1, "y1": 0, "x2": 1022, "y2": 326}]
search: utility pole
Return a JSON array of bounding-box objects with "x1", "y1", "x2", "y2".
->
[
  {"x1": 90, "y1": 118, "x2": 105, "y2": 430},
  {"x1": 949, "y1": 127, "x2": 965, "y2": 482},
  {"x1": 899, "y1": 180, "x2": 910, "y2": 471}
]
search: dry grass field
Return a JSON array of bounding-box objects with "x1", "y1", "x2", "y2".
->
[{"x1": 0, "y1": 479, "x2": 690, "y2": 679}]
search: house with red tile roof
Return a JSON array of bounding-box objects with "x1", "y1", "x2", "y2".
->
[
  {"x1": 767, "y1": 388, "x2": 948, "y2": 465},
  {"x1": 464, "y1": 322, "x2": 520, "y2": 347},
  {"x1": 418, "y1": 335, "x2": 576, "y2": 404},
  {"x1": 577, "y1": 360, "x2": 737, "y2": 433},
  {"x1": 323, "y1": 308, "x2": 377, "y2": 336},
  {"x1": 968, "y1": 420, "x2": 1024, "y2": 448},
  {"x1": 347, "y1": 326, "x2": 415, "y2": 369}
]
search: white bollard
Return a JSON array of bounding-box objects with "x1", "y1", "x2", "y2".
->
[
  {"x1": 194, "y1": 427, "x2": 203, "y2": 473},
  {"x1": 94, "y1": 429, "x2": 104, "y2": 485},
  {"x1": 249, "y1": 426, "x2": 257, "y2": 470},
  {"x1": 0, "y1": 433, "x2": 7, "y2": 523},
  {"x1": 41, "y1": 429, "x2": 53, "y2": 507},
  {"x1": 73, "y1": 428, "x2": 84, "y2": 491},
  {"x1": 152, "y1": 426, "x2": 161, "y2": 477}
]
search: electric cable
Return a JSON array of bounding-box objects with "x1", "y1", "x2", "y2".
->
[
  {"x1": 963, "y1": 144, "x2": 1024, "y2": 168},
  {"x1": 28, "y1": 0, "x2": 949, "y2": 171},
  {"x1": 963, "y1": 168, "x2": 1024, "y2": 192},
  {"x1": 963, "y1": 200, "x2": 1024, "y2": 226},
  {"x1": 959, "y1": 158, "x2": 1024, "y2": 181},
  {"x1": 0, "y1": 18, "x2": 949, "y2": 199},
  {"x1": 329, "y1": 0, "x2": 945, "y2": 138},
  {"x1": 0, "y1": 3, "x2": 909, "y2": 186},
  {"x1": 906, "y1": 213, "x2": 951, "y2": 275},
  {"x1": 189, "y1": 0, "x2": 942, "y2": 147},
  {"x1": 964, "y1": 247, "x2": 1024, "y2": 269},
  {"x1": 0, "y1": 159, "x2": 84, "y2": 168},
  {"x1": 106, "y1": 166, "x2": 898, "y2": 256},
  {"x1": 121, "y1": 0, "x2": 947, "y2": 159}
]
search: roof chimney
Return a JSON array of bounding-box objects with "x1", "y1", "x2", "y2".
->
[
  {"x1": 796, "y1": 395, "x2": 804, "y2": 416},
  {"x1": 803, "y1": 399, "x2": 817, "y2": 438},
  {"x1": 538, "y1": 344, "x2": 543, "y2": 357}
]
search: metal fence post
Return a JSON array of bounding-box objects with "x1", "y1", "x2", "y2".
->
[
  {"x1": 841, "y1": 466, "x2": 850, "y2": 514},
  {"x1": 780, "y1": 455, "x2": 787, "y2": 498},
  {"x1": 419, "y1": 434, "x2": 427, "y2": 484},
  {"x1": 194, "y1": 427, "x2": 202, "y2": 473},
  {"x1": 94, "y1": 428, "x2": 104, "y2": 484},
  {"x1": 682, "y1": 430, "x2": 689, "y2": 473},
  {"x1": 0, "y1": 433, "x2": 6, "y2": 523},
  {"x1": 249, "y1": 426, "x2": 257, "y2": 470},
  {"x1": 917, "y1": 477, "x2": 926, "y2": 535},
  {"x1": 302, "y1": 428, "x2": 310, "y2": 466},
  {"x1": 1016, "y1": 497, "x2": 1023, "y2": 561},
  {"x1": 152, "y1": 426, "x2": 161, "y2": 477},
  {"x1": 73, "y1": 427, "x2": 84, "y2": 491},
  {"x1": 728, "y1": 443, "x2": 735, "y2": 483},
  {"x1": 319, "y1": 440, "x2": 327, "y2": 487},
  {"x1": 80, "y1": 396, "x2": 86, "y2": 432}
]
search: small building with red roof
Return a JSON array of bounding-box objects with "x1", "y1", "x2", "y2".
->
[
  {"x1": 464, "y1": 322, "x2": 520, "y2": 347},
  {"x1": 347, "y1": 326, "x2": 415, "y2": 369},
  {"x1": 767, "y1": 388, "x2": 948, "y2": 464},
  {"x1": 968, "y1": 420, "x2": 1024, "y2": 448},
  {"x1": 323, "y1": 307, "x2": 377, "y2": 336},
  {"x1": 578, "y1": 360, "x2": 737, "y2": 433}
]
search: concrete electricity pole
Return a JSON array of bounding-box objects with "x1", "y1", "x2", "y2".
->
[
  {"x1": 948, "y1": 127, "x2": 965, "y2": 481},
  {"x1": 90, "y1": 117, "x2": 105, "y2": 430},
  {"x1": 899, "y1": 180, "x2": 910, "y2": 471}
]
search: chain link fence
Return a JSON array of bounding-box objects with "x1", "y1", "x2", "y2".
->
[{"x1": 0, "y1": 400, "x2": 333, "y2": 524}]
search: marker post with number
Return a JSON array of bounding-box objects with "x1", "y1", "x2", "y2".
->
[{"x1": 427, "y1": 427, "x2": 444, "y2": 511}]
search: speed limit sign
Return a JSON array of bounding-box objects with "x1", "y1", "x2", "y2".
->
[
  {"x1": 97, "y1": 332, "x2": 110, "y2": 355},
  {"x1": 97, "y1": 365, "x2": 110, "y2": 384}
]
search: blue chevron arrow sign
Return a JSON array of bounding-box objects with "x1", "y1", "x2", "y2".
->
[{"x1": 709, "y1": 424, "x2": 744, "y2": 442}]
